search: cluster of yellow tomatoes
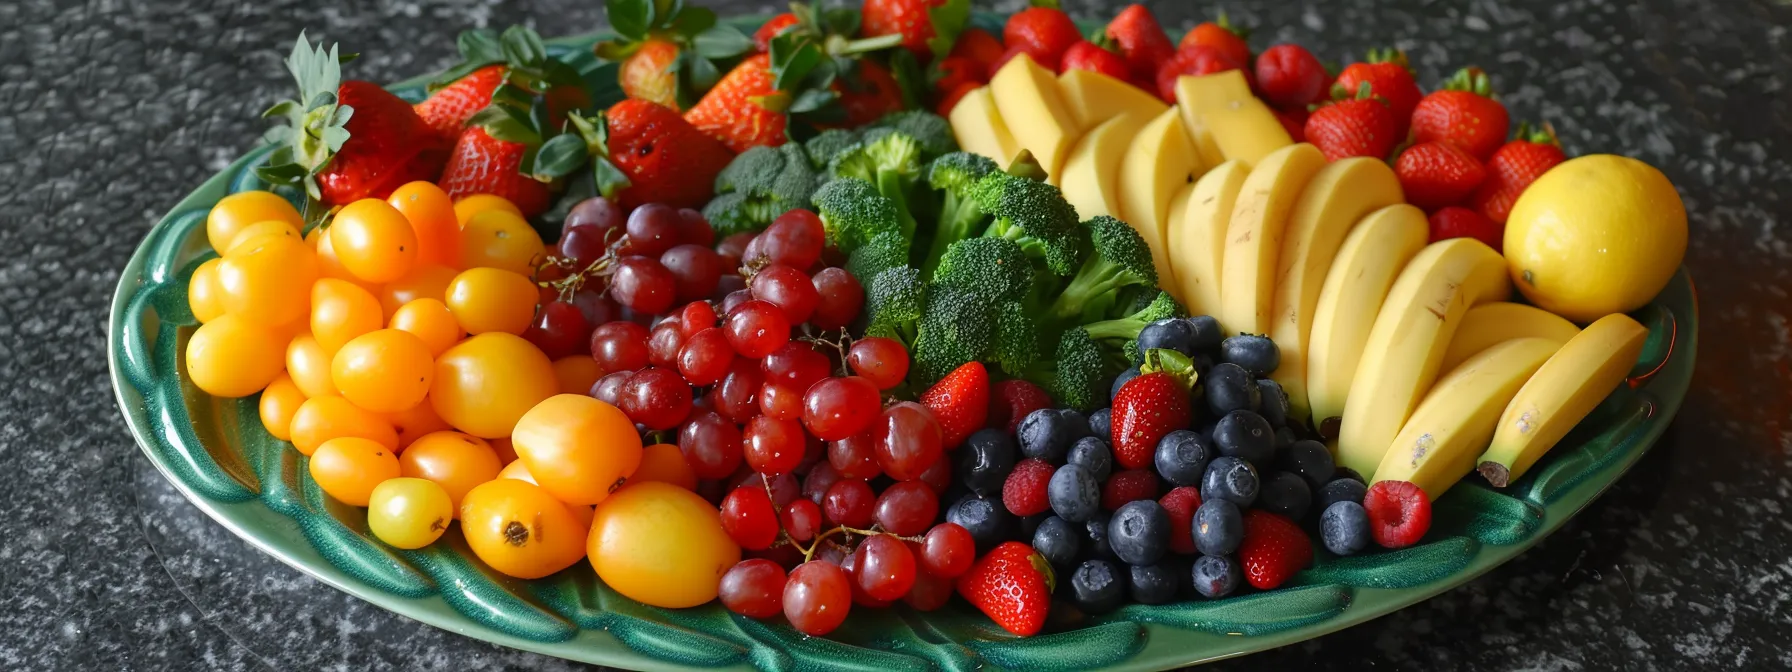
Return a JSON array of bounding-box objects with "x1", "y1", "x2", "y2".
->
[{"x1": 183, "y1": 184, "x2": 738, "y2": 608}]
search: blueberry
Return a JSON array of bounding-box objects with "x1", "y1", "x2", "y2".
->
[
  {"x1": 1332, "y1": 466, "x2": 1365, "y2": 484},
  {"x1": 1320, "y1": 501, "x2": 1371, "y2": 556},
  {"x1": 1193, "y1": 417, "x2": 1219, "y2": 443},
  {"x1": 1204, "y1": 363, "x2": 1260, "y2": 415},
  {"x1": 1019, "y1": 409, "x2": 1085, "y2": 462},
  {"x1": 1082, "y1": 511, "x2": 1117, "y2": 561},
  {"x1": 1128, "y1": 563, "x2": 1179, "y2": 605},
  {"x1": 1111, "y1": 367, "x2": 1141, "y2": 402},
  {"x1": 1201, "y1": 456, "x2": 1259, "y2": 507},
  {"x1": 1185, "y1": 315, "x2": 1224, "y2": 352},
  {"x1": 1191, "y1": 555, "x2": 1241, "y2": 598},
  {"x1": 1067, "y1": 436, "x2": 1114, "y2": 482},
  {"x1": 1088, "y1": 408, "x2": 1112, "y2": 441},
  {"x1": 1316, "y1": 478, "x2": 1368, "y2": 512},
  {"x1": 1258, "y1": 471, "x2": 1313, "y2": 521},
  {"x1": 1048, "y1": 463, "x2": 1101, "y2": 523},
  {"x1": 1058, "y1": 409, "x2": 1093, "y2": 441},
  {"x1": 1032, "y1": 515, "x2": 1083, "y2": 572},
  {"x1": 1153, "y1": 430, "x2": 1211, "y2": 487},
  {"x1": 958, "y1": 428, "x2": 1016, "y2": 497},
  {"x1": 1020, "y1": 513, "x2": 1047, "y2": 539},
  {"x1": 1070, "y1": 560, "x2": 1126, "y2": 614},
  {"x1": 1109, "y1": 500, "x2": 1170, "y2": 566},
  {"x1": 1212, "y1": 410, "x2": 1275, "y2": 464},
  {"x1": 1219, "y1": 334, "x2": 1279, "y2": 376},
  {"x1": 1192, "y1": 498, "x2": 1244, "y2": 556},
  {"x1": 1138, "y1": 318, "x2": 1197, "y2": 356},
  {"x1": 1273, "y1": 426, "x2": 1297, "y2": 451},
  {"x1": 1191, "y1": 352, "x2": 1216, "y2": 379},
  {"x1": 1279, "y1": 439, "x2": 1336, "y2": 490},
  {"x1": 1257, "y1": 379, "x2": 1290, "y2": 426},
  {"x1": 947, "y1": 494, "x2": 1017, "y2": 553}
]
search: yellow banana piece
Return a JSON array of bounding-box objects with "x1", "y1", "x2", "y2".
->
[
  {"x1": 1165, "y1": 160, "x2": 1250, "y2": 317},
  {"x1": 1477, "y1": 313, "x2": 1649, "y2": 487},
  {"x1": 1336, "y1": 238, "x2": 1512, "y2": 477},
  {"x1": 1265, "y1": 158, "x2": 1404, "y2": 424},
  {"x1": 1304, "y1": 205, "x2": 1429, "y2": 429},
  {"x1": 1440, "y1": 302, "x2": 1581, "y2": 373},
  {"x1": 1217, "y1": 143, "x2": 1326, "y2": 336},
  {"x1": 1372, "y1": 337, "x2": 1562, "y2": 500}
]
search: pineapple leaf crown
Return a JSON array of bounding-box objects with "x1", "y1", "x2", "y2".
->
[{"x1": 257, "y1": 31, "x2": 357, "y2": 201}]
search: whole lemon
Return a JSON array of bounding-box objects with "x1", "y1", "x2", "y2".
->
[{"x1": 1503, "y1": 154, "x2": 1687, "y2": 323}]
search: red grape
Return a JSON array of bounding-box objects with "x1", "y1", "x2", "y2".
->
[
  {"x1": 781, "y1": 498, "x2": 823, "y2": 542},
  {"x1": 801, "y1": 461, "x2": 842, "y2": 504},
  {"x1": 846, "y1": 337, "x2": 909, "y2": 390},
  {"x1": 589, "y1": 321, "x2": 650, "y2": 372},
  {"x1": 873, "y1": 401, "x2": 943, "y2": 481},
  {"x1": 556, "y1": 223, "x2": 611, "y2": 269},
  {"x1": 837, "y1": 545, "x2": 892, "y2": 608},
  {"x1": 661, "y1": 244, "x2": 722, "y2": 303},
  {"x1": 719, "y1": 559, "x2": 785, "y2": 618},
  {"x1": 874, "y1": 481, "x2": 939, "y2": 536},
  {"x1": 740, "y1": 233, "x2": 766, "y2": 268},
  {"x1": 732, "y1": 470, "x2": 800, "y2": 508},
  {"x1": 853, "y1": 534, "x2": 916, "y2": 601},
  {"x1": 590, "y1": 370, "x2": 632, "y2": 406},
  {"x1": 619, "y1": 368, "x2": 693, "y2": 430},
  {"x1": 726, "y1": 300, "x2": 791, "y2": 358},
  {"x1": 646, "y1": 320, "x2": 686, "y2": 369},
  {"x1": 783, "y1": 561, "x2": 851, "y2": 636},
  {"x1": 522, "y1": 301, "x2": 590, "y2": 359},
  {"x1": 903, "y1": 570, "x2": 953, "y2": 611},
  {"x1": 572, "y1": 290, "x2": 623, "y2": 329},
  {"x1": 761, "y1": 342, "x2": 832, "y2": 391},
  {"x1": 760, "y1": 209, "x2": 826, "y2": 269},
  {"x1": 749, "y1": 265, "x2": 819, "y2": 325},
  {"x1": 689, "y1": 390, "x2": 716, "y2": 418},
  {"x1": 678, "y1": 412, "x2": 743, "y2": 479},
  {"x1": 677, "y1": 301, "x2": 718, "y2": 339},
  {"x1": 810, "y1": 267, "x2": 864, "y2": 330},
  {"x1": 827, "y1": 429, "x2": 882, "y2": 481},
  {"x1": 917, "y1": 453, "x2": 952, "y2": 494},
  {"x1": 716, "y1": 232, "x2": 754, "y2": 270},
  {"x1": 802, "y1": 376, "x2": 882, "y2": 441},
  {"x1": 919, "y1": 523, "x2": 975, "y2": 578},
  {"x1": 721, "y1": 486, "x2": 780, "y2": 550},
  {"x1": 565, "y1": 196, "x2": 624, "y2": 233},
  {"x1": 714, "y1": 358, "x2": 763, "y2": 423},
  {"x1": 822, "y1": 478, "x2": 875, "y2": 528},
  {"x1": 814, "y1": 542, "x2": 850, "y2": 567},
  {"x1": 677, "y1": 328, "x2": 735, "y2": 385},
  {"x1": 610, "y1": 256, "x2": 677, "y2": 314},
  {"x1": 625, "y1": 203, "x2": 682, "y2": 257},
  {"x1": 797, "y1": 432, "x2": 827, "y2": 475},
  {"x1": 757, "y1": 382, "x2": 804, "y2": 421},
  {"x1": 720, "y1": 288, "x2": 752, "y2": 315},
  {"x1": 675, "y1": 208, "x2": 715, "y2": 247},
  {"x1": 743, "y1": 416, "x2": 806, "y2": 476}
]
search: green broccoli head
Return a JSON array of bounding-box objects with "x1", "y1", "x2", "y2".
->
[
  {"x1": 978, "y1": 172, "x2": 1086, "y2": 277},
  {"x1": 913, "y1": 285, "x2": 996, "y2": 383},
  {"x1": 845, "y1": 230, "x2": 910, "y2": 285},
  {"x1": 1045, "y1": 216, "x2": 1160, "y2": 324},
  {"x1": 992, "y1": 300, "x2": 1041, "y2": 377},
  {"x1": 804, "y1": 129, "x2": 861, "y2": 169},
  {"x1": 864, "y1": 265, "x2": 926, "y2": 342},
  {"x1": 932, "y1": 237, "x2": 1035, "y2": 303},
  {"x1": 927, "y1": 152, "x2": 1000, "y2": 193},
  {"x1": 868, "y1": 110, "x2": 957, "y2": 159},
  {"x1": 827, "y1": 132, "x2": 926, "y2": 239},
  {"x1": 1050, "y1": 327, "x2": 1120, "y2": 411},
  {"x1": 706, "y1": 144, "x2": 820, "y2": 235},
  {"x1": 812, "y1": 178, "x2": 902, "y2": 254}
]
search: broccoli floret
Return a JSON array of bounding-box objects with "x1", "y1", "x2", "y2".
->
[
  {"x1": 812, "y1": 178, "x2": 902, "y2": 255},
  {"x1": 705, "y1": 144, "x2": 819, "y2": 235},
  {"x1": 804, "y1": 129, "x2": 860, "y2": 169},
  {"x1": 1084, "y1": 291, "x2": 1188, "y2": 364},
  {"x1": 868, "y1": 110, "x2": 957, "y2": 159},
  {"x1": 913, "y1": 285, "x2": 996, "y2": 383},
  {"x1": 845, "y1": 230, "x2": 910, "y2": 285},
  {"x1": 864, "y1": 266, "x2": 926, "y2": 343},
  {"x1": 916, "y1": 152, "x2": 999, "y2": 279},
  {"x1": 1044, "y1": 216, "x2": 1160, "y2": 325},
  {"x1": 1047, "y1": 327, "x2": 1123, "y2": 411},
  {"x1": 992, "y1": 300, "x2": 1040, "y2": 376},
  {"x1": 977, "y1": 172, "x2": 1087, "y2": 278},
  {"x1": 829, "y1": 132, "x2": 926, "y2": 239},
  {"x1": 932, "y1": 237, "x2": 1035, "y2": 303}
]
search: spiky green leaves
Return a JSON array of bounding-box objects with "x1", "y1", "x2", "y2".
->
[{"x1": 256, "y1": 31, "x2": 355, "y2": 202}]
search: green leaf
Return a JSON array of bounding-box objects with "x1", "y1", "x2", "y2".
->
[
  {"x1": 592, "y1": 40, "x2": 641, "y2": 62},
  {"x1": 925, "y1": 0, "x2": 971, "y2": 60},
  {"x1": 770, "y1": 35, "x2": 822, "y2": 91},
  {"x1": 490, "y1": 83, "x2": 535, "y2": 110},
  {"x1": 470, "y1": 106, "x2": 542, "y2": 145},
  {"x1": 253, "y1": 163, "x2": 309, "y2": 184},
  {"x1": 823, "y1": 6, "x2": 862, "y2": 36},
  {"x1": 888, "y1": 49, "x2": 925, "y2": 111},
  {"x1": 1028, "y1": 0, "x2": 1060, "y2": 7},
  {"x1": 531, "y1": 134, "x2": 590, "y2": 178},
  {"x1": 605, "y1": 0, "x2": 654, "y2": 41},
  {"x1": 320, "y1": 127, "x2": 350, "y2": 152},
  {"x1": 591, "y1": 157, "x2": 633, "y2": 199},
  {"x1": 679, "y1": 52, "x2": 721, "y2": 105},
  {"x1": 456, "y1": 28, "x2": 504, "y2": 63},
  {"x1": 261, "y1": 100, "x2": 300, "y2": 119},
  {"x1": 261, "y1": 126, "x2": 294, "y2": 145},
  {"x1": 500, "y1": 25, "x2": 548, "y2": 67},
  {"x1": 328, "y1": 104, "x2": 354, "y2": 128},
  {"x1": 670, "y1": 6, "x2": 717, "y2": 38},
  {"x1": 787, "y1": 88, "x2": 837, "y2": 114},
  {"x1": 693, "y1": 24, "x2": 752, "y2": 59}
]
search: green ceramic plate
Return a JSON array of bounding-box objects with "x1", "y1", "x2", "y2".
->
[{"x1": 107, "y1": 14, "x2": 1697, "y2": 672}]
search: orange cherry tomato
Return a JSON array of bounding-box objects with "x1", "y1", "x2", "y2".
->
[
  {"x1": 387, "y1": 181, "x2": 462, "y2": 269},
  {"x1": 285, "y1": 332, "x2": 338, "y2": 399},
  {"x1": 460, "y1": 478, "x2": 589, "y2": 579},
  {"x1": 188, "y1": 258, "x2": 227, "y2": 324},
  {"x1": 490, "y1": 437, "x2": 519, "y2": 464},
  {"x1": 258, "y1": 373, "x2": 307, "y2": 441},
  {"x1": 511, "y1": 395, "x2": 644, "y2": 506},
  {"x1": 330, "y1": 198, "x2": 419, "y2": 284},
  {"x1": 453, "y1": 194, "x2": 523, "y2": 228},
  {"x1": 378, "y1": 264, "x2": 458, "y2": 319},
  {"x1": 496, "y1": 460, "x2": 597, "y2": 528},
  {"x1": 627, "y1": 443, "x2": 698, "y2": 491},
  {"x1": 400, "y1": 430, "x2": 502, "y2": 514},
  {"x1": 389, "y1": 298, "x2": 463, "y2": 358},
  {"x1": 309, "y1": 436, "x2": 401, "y2": 506},
  {"x1": 289, "y1": 395, "x2": 398, "y2": 456},
  {"x1": 460, "y1": 209, "x2": 545, "y2": 276},
  {"x1": 386, "y1": 397, "x2": 452, "y2": 449},
  {"x1": 207, "y1": 191, "x2": 302, "y2": 254},
  {"x1": 444, "y1": 267, "x2": 538, "y2": 336},
  {"x1": 314, "y1": 227, "x2": 379, "y2": 291},
  {"x1": 331, "y1": 329, "x2": 434, "y2": 413},
  {"x1": 588, "y1": 482, "x2": 739, "y2": 608},
  {"x1": 311, "y1": 278, "x2": 383, "y2": 354},
  {"x1": 430, "y1": 333, "x2": 559, "y2": 438},
  {"x1": 185, "y1": 313, "x2": 286, "y2": 398},
  {"x1": 367, "y1": 477, "x2": 454, "y2": 549},
  {"x1": 222, "y1": 220, "x2": 302, "y2": 255},
  {"x1": 551, "y1": 356, "x2": 604, "y2": 396},
  {"x1": 216, "y1": 234, "x2": 318, "y2": 328}
]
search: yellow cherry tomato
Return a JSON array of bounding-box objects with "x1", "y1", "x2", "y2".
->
[
  {"x1": 490, "y1": 437, "x2": 519, "y2": 465},
  {"x1": 185, "y1": 313, "x2": 286, "y2": 398},
  {"x1": 444, "y1": 267, "x2": 538, "y2": 336},
  {"x1": 378, "y1": 263, "x2": 458, "y2": 318},
  {"x1": 259, "y1": 373, "x2": 307, "y2": 441},
  {"x1": 309, "y1": 437, "x2": 401, "y2": 507},
  {"x1": 188, "y1": 258, "x2": 227, "y2": 324},
  {"x1": 217, "y1": 234, "x2": 318, "y2": 328},
  {"x1": 429, "y1": 333, "x2": 558, "y2": 438},
  {"x1": 551, "y1": 356, "x2": 604, "y2": 396},
  {"x1": 330, "y1": 199, "x2": 419, "y2": 284},
  {"x1": 208, "y1": 191, "x2": 302, "y2": 254},
  {"x1": 512, "y1": 395, "x2": 644, "y2": 506},
  {"x1": 289, "y1": 395, "x2": 397, "y2": 456},
  {"x1": 627, "y1": 443, "x2": 698, "y2": 491},
  {"x1": 285, "y1": 332, "x2": 338, "y2": 399},
  {"x1": 400, "y1": 430, "x2": 502, "y2": 513},
  {"x1": 460, "y1": 210, "x2": 545, "y2": 275},
  {"x1": 223, "y1": 220, "x2": 302, "y2": 254},
  {"x1": 453, "y1": 194, "x2": 523, "y2": 228},
  {"x1": 386, "y1": 397, "x2": 452, "y2": 449},
  {"x1": 330, "y1": 329, "x2": 434, "y2": 413},
  {"x1": 313, "y1": 226, "x2": 380, "y2": 290},
  {"x1": 311, "y1": 278, "x2": 383, "y2": 353},
  {"x1": 461, "y1": 478, "x2": 589, "y2": 579},
  {"x1": 387, "y1": 182, "x2": 463, "y2": 269},
  {"x1": 367, "y1": 477, "x2": 454, "y2": 549},
  {"x1": 588, "y1": 482, "x2": 739, "y2": 608},
  {"x1": 390, "y1": 298, "x2": 463, "y2": 358},
  {"x1": 497, "y1": 460, "x2": 597, "y2": 528}
]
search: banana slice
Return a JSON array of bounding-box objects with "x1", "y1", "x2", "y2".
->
[
  {"x1": 1335, "y1": 238, "x2": 1512, "y2": 476},
  {"x1": 1057, "y1": 114, "x2": 1149, "y2": 219},
  {"x1": 1372, "y1": 337, "x2": 1561, "y2": 500},
  {"x1": 1118, "y1": 107, "x2": 1205, "y2": 287},
  {"x1": 1440, "y1": 302, "x2": 1581, "y2": 373},
  {"x1": 1217, "y1": 143, "x2": 1326, "y2": 336},
  {"x1": 1306, "y1": 205, "x2": 1429, "y2": 429},
  {"x1": 1166, "y1": 160, "x2": 1250, "y2": 318},
  {"x1": 1477, "y1": 313, "x2": 1649, "y2": 487},
  {"x1": 1265, "y1": 158, "x2": 1404, "y2": 424}
]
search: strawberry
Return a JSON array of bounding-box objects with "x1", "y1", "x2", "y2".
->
[
  {"x1": 837, "y1": 59, "x2": 906, "y2": 127},
  {"x1": 1334, "y1": 48, "x2": 1422, "y2": 137},
  {"x1": 1179, "y1": 13, "x2": 1251, "y2": 67},
  {"x1": 1411, "y1": 67, "x2": 1509, "y2": 161},
  {"x1": 416, "y1": 27, "x2": 595, "y2": 144},
  {"x1": 1003, "y1": 6, "x2": 1082, "y2": 71},
  {"x1": 1003, "y1": 458, "x2": 1056, "y2": 517},
  {"x1": 935, "y1": 80, "x2": 980, "y2": 116},
  {"x1": 861, "y1": 0, "x2": 969, "y2": 63},
  {"x1": 618, "y1": 38, "x2": 683, "y2": 110},
  {"x1": 1363, "y1": 480, "x2": 1432, "y2": 549},
  {"x1": 1428, "y1": 206, "x2": 1504, "y2": 252},
  {"x1": 920, "y1": 361, "x2": 989, "y2": 449},
  {"x1": 1304, "y1": 83, "x2": 1400, "y2": 161},
  {"x1": 955, "y1": 541, "x2": 1054, "y2": 636},
  {"x1": 1394, "y1": 141, "x2": 1488, "y2": 211},
  {"x1": 598, "y1": 1, "x2": 754, "y2": 110},
  {"x1": 684, "y1": 53, "x2": 790, "y2": 152},
  {"x1": 1469, "y1": 122, "x2": 1566, "y2": 224},
  {"x1": 754, "y1": 13, "x2": 801, "y2": 52},
  {"x1": 1274, "y1": 107, "x2": 1308, "y2": 143},
  {"x1": 591, "y1": 99, "x2": 736, "y2": 210},
  {"x1": 948, "y1": 27, "x2": 1005, "y2": 79},
  {"x1": 933, "y1": 56, "x2": 985, "y2": 95},
  {"x1": 1104, "y1": 4, "x2": 1177, "y2": 84},
  {"x1": 1101, "y1": 469, "x2": 1161, "y2": 510},
  {"x1": 414, "y1": 65, "x2": 505, "y2": 143},
  {"x1": 438, "y1": 126, "x2": 552, "y2": 216},
  {"x1": 987, "y1": 379, "x2": 1052, "y2": 434},
  {"x1": 1254, "y1": 43, "x2": 1327, "y2": 110},
  {"x1": 1155, "y1": 44, "x2": 1244, "y2": 104},
  {"x1": 1160, "y1": 486, "x2": 1202, "y2": 555},
  {"x1": 1238, "y1": 510, "x2": 1313, "y2": 590},
  {"x1": 1059, "y1": 41, "x2": 1132, "y2": 80},
  {"x1": 1110, "y1": 349, "x2": 1196, "y2": 469}
]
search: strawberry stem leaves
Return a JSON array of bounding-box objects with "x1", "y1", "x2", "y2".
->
[{"x1": 258, "y1": 31, "x2": 353, "y2": 203}]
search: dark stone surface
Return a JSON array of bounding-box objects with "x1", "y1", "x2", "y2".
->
[{"x1": 2, "y1": 0, "x2": 1789, "y2": 669}]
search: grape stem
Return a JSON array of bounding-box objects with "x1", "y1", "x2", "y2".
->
[
  {"x1": 535, "y1": 225, "x2": 630, "y2": 302},
  {"x1": 757, "y1": 472, "x2": 923, "y2": 564}
]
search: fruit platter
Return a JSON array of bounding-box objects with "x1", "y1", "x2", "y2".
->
[{"x1": 108, "y1": 2, "x2": 1696, "y2": 670}]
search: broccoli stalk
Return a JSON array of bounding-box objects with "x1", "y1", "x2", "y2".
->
[
  {"x1": 916, "y1": 152, "x2": 998, "y2": 280},
  {"x1": 1083, "y1": 291, "x2": 1189, "y2": 364},
  {"x1": 1044, "y1": 216, "x2": 1159, "y2": 326}
]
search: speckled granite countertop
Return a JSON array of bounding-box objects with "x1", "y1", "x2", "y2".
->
[{"x1": 3, "y1": 0, "x2": 1790, "y2": 669}]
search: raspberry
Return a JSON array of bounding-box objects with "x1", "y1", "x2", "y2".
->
[
  {"x1": 1002, "y1": 458, "x2": 1056, "y2": 517},
  {"x1": 1363, "y1": 480, "x2": 1432, "y2": 549},
  {"x1": 1159, "y1": 486, "x2": 1202, "y2": 555},
  {"x1": 1101, "y1": 468, "x2": 1161, "y2": 511},
  {"x1": 987, "y1": 379, "x2": 1053, "y2": 434}
]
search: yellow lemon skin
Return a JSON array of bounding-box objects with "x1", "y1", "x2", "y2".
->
[{"x1": 1503, "y1": 154, "x2": 1687, "y2": 323}]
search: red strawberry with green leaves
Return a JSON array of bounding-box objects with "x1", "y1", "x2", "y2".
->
[
  {"x1": 1155, "y1": 44, "x2": 1243, "y2": 104},
  {"x1": 838, "y1": 59, "x2": 907, "y2": 127},
  {"x1": 1334, "y1": 48, "x2": 1422, "y2": 137},
  {"x1": 1469, "y1": 122, "x2": 1566, "y2": 224},
  {"x1": 1428, "y1": 206, "x2": 1504, "y2": 252},
  {"x1": 683, "y1": 53, "x2": 788, "y2": 152},
  {"x1": 1110, "y1": 349, "x2": 1196, "y2": 470},
  {"x1": 1003, "y1": 6, "x2": 1082, "y2": 71},
  {"x1": 597, "y1": 0, "x2": 756, "y2": 110},
  {"x1": 861, "y1": 0, "x2": 970, "y2": 63},
  {"x1": 920, "y1": 361, "x2": 989, "y2": 449},
  {"x1": 414, "y1": 27, "x2": 591, "y2": 143},
  {"x1": 258, "y1": 32, "x2": 448, "y2": 209},
  {"x1": 955, "y1": 541, "x2": 1054, "y2": 636},
  {"x1": 1179, "y1": 12, "x2": 1251, "y2": 67},
  {"x1": 1411, "y1": 67, "x2": 1510, "y2": 161},
  {"x1": 948, "y1": 27, "x2": 1005, "y2": 79},
  {"x1": 438, "y1": 126, "x2": 552, "y2": 216},
  {"x1": 1059, "y1": 41, "x2": 1131, "y2": 80},
  {"x1": 1394, "y1": 140, "x2": 1488, "y2": 210},
  {"x1": 414, "y1": 65, "x2": 505, "y2": 143},
  {"x1": 584, "y1": 99, "x2": 736, "y2": 210},
  {"x1": 1254, "y1": 43, "x2": 1328, "y2": 110},
  {"x1": 987, "y1": 379, "x2": 1052, "y2": 434},
  {"x1": 1305, "y1": 82, "x2": 1400, "y2": 161},
  {"x1": 1104, "y1": 4, "x2": 1176, "y2": 84},
  {"x1": 1238, "y1": 509, "x2": 1312, "y2": 590},
  {"x1": 754, "y1": 13, "x2": 801, "y2": 52}
]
